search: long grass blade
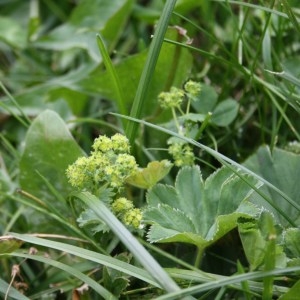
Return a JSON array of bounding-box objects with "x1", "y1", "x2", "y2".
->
[
  {"x1": 96, "y1": 34, "x2": 127, "y2": 129},
  {"x1": 3, "y1": 252, "x2": 117, "y2": 299},
  {"x1": 126, "y1": 0, "x2": 177, "y2": 145},
  {"x1": 156, "y1": 266, "x2": 300, "y2": 299},
  {"x1": 9, "y1": 233, "x2": 160, "y2": 288}
]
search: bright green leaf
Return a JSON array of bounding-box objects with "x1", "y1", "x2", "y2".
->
[
  {"x1": 278, "y1": 279, "x2": 300, "y2": 300},
  {"x1": 126, "y1": 160, "x2": 173, "y2": 189}
]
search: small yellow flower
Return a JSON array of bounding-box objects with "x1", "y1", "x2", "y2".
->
[
  {"x1": 168, "y1": 143, "x2": 195, "y2": 167},
  {"x1": 92, "y1": 135, "x2": 113, "y2": 153},
  {"x1": 111, "y1": 197, "x2": 134, "y2": 214},
  {"x1": 111, "y1": 133, "x2": 130, "y2": 153},
  {"x1": 184, "y1": 80, "x2": 201, "y2": 98},
  {"x1": 123, "y1": 208, "x2": 143, "y2": 229},
  {"x1": 158, "y1": 87, "x2": 185, "y2": 109}
]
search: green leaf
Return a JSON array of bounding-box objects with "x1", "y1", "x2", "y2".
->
[
  {"x1": 179, "y1": 113, "x2": 206, "y2": 123},
  {"x1": 4, "y1": 251, "x2": 117, "y2": 299},
  {"x1": 0, "y1": 16, "x2": 27, "y2": 49},
  {"x1": 191, "y1": 84, "x2": 218, "y2": 114},
  {"x1": 0, "y1": 237, "x2": 22, "y2": 254},
  {"x1": 126, "y1": 160, "x2": 173, "y2": 189},
  {"x1": 239, "y1": 211, "x2": 287, "y2": 273},
  {"x1": 278, "y1": 280, "x2": 300, "y2": 300},
  {"x1": 144, "y1": 166, "x2": 260, "y2": 250},
  {"x1": 77, "y1": 208, "x2": 110, "y2": 234},
  {"x1": 103, "y1": 253, "x2": 131, "y2": 297},
  {"x1": 19, "y1": 110, "x2": 84, "y2": 202},
  {"x1": 34, "y1": 0, "x2": 133, "y2": 62},
  {"x1": 284, "y1": 228, "x2": 300, "y2": 258},
  {"x1": 243, "y1": 146, "x2": 300, "y2": 227},
  {"x1": 211, "y1": 98, "x2": 239, "y2": 127}
]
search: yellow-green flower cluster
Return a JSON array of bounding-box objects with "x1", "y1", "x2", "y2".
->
[
  {"x1": 158, "y1": 81, "x2": 201, "y2": 110},
  {"x1": 123, "y1": 208, "x2": 143, "y2": 229},
  {"x1": 112, "y1": 197, "x2": 143, "y2": 229},
  {"x1": 168, "y1": 143, "x2": 195, "y2": 167},
  {"x1": 184, "y1": 80, "x2": 201, "y2": 98},
  {"x1": 66, "y1": 134, "x2": 138, "y2": 191},
  {"x1": 158, "y1": 87, "x2": 185, "y2": 109},
  {"x1": 111, "y1": 197, "x2": 134, "y2": 213}
]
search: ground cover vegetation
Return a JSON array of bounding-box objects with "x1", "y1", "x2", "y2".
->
[{"x1": 0, "y1": 0, "x2": 300, "y2": 299}]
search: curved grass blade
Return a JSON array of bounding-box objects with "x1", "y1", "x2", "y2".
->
[
  {"x1": 96, "y1": 34, "x2": 127, "y2": 129},
  {"x1": 9, "y1": 233, "x2": 160, "y2": 288},
  {"x1": 2, "y1": 252, "x2": 117, "y2": 300}
]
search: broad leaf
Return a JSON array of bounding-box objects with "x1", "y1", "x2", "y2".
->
[
  {"x1": 19, "y1": 110, "x2": 84, "y2": 203},
  {"x1": 34, "y1": 0, "x2": 133, "y2": 62},
  {"x1": 278, "y1": 280, "x2": 300, "y2": 300},
  {"x1": 211, "y1": 98, "x2": 239, "y2": 127},
  {"x1": 284, "y1": 228, "x2": 300, "y2": 258},
  {"x1": 243, "y1": 146, "x2": 300, "y2": 227},
  {"x1": 144, "y1": 166, "x2": 260, "y2": 250},
  {"x1": 239, "y1": 211, "x2": 287, "y2": 271}
]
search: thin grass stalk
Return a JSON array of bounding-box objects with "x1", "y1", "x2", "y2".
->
[
  {"x1": 155, "y1": 266, "x2": 300, "y2": 300},
  {"x1": 126, "y1": 0, "x2": 177, "y2": 145},
  {"x1": 96, "y1": 34, "x2": 127, "y2": 129}
]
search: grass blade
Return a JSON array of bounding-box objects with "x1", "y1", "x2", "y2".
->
[
  {"x1": 3, "y1": 252, "x2": 117, "y2": 299},
  {"x1": 9, "y1": 232, "x2": 160, "y2": 288},
  {"x1": 96, "y1": 34, "x2": 127, "y2": 129},
  {"x1": 126, "y1": 0, "x2": 177, "y2": 145}
]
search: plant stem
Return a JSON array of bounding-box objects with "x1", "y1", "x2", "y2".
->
[{"x1": 194, "y1": 247, "x2": 204, "y2": 268}]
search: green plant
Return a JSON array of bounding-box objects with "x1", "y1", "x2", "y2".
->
[{"x1": 1, "y1": 0, "x2": 300, "y2": 299}]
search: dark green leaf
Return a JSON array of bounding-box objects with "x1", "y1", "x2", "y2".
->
[
  {"x1": 19, "y1": 110, "x2": 84, "y2": 202},
  {"x1": 243, "y1": 146, "x2": 300, "y2": 227},
  {"x1": 211, "y1": 98, "x2": 239, "y2": 127}
]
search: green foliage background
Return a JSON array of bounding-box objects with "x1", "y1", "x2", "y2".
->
[{"x1": 0, "y1": 0, "x2": 300, "y2": 299}]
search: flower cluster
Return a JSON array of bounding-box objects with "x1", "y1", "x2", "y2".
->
[
  {"x1": 66, "y1": 133, "x2": 138, "y2": 192},
  {"x1": 168, "y1": 142, "x2": 195, "y2": 167},
  {"x1": 158, "y1": 87, "x2": 185, "y2": 109},
  {"x1": 158, "y1": 80, "x2": 201, "y2": 110},
  {"x1": 184, "y1": 80, "x2": 201, "y2": 99},
  {"x1": 112, "y1": 197, "x2": 143, "y2": 229}
]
